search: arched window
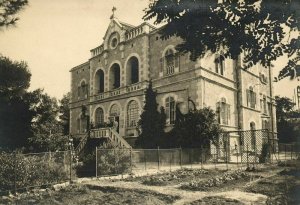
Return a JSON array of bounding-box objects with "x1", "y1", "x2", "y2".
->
[
  {"x1": 246, "y1": 86, "x2": 256, "y2": 109},
  {"x1": 166, "y1": 96, "x2": 176, "y2": 124},
  {"x1": 110, "y1": 104, "x2": 120, "y2": 117},
  {"x1": 78, "y1": 81, "x2": 88, "y2": 99},
  {"x1": 216, "y1": 97, "x2": 230, "y2": 125},
  {"x1": 215, "y1": 54, "x2": 225, "y2": 75},
  {"x1": 109, "y1": 64, "x2": 121, "y2": 90},
  {"x1": 127, "y1": 100, "x2": 139, "y2": 127},
  {"x1": 250, "y1": 122, "x2": 256, "y2": 149},
  {"x1": 161, "y1": 48, "x2": 179, "y2": 76},
  {"x1": 126, "y1": 57, "x2": 139, "y2": 85},
  {"x1": 95, "y1": 107, "x2": 104, "y2": 127},
  {"x1": 262, "y1": 120, "x2": 269, "y2": 130},
  {"x1": 95, "y1": 69, "x2": 105, "y2": 93}
]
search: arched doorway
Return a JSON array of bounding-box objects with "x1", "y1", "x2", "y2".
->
[
  {"x1": 109, "y1": 64, "x2": 120, "y2": 90},
  {"x1": 95, "y1": 107, "x2": 104, "y2": 128},
  {"x1": 126, "y1": 57, "x2": 139, "y2": 85},
  {"x1": 109, "y1": 104, "x2": 121, "y2": 132}
]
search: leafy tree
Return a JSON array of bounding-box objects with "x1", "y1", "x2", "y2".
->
[
  {"x1": 0, "y1": 56, "x2": 68, "y2": 151},
  {"x1": 59, "y1": 92, "x2": 70, "y2": 135},
  {"x1": 0, "y1": 56, "x2": 32, "y2": 150},
  {"x1": 275, "y1": 96, "x2": 300, "y2": 143},
  {"x1": 0, "y1": 55, "x2": 31, "y2": 99},
  {"x1": 135, "y1": 81, "x2": 165, "y2": 148},
  {"x1": 27, "y1": 89, "x2": 68, "y2": 152},
  {"x1": 275, "y1": 96, "x2": 295, "y2": 122},
  {"x1": 144, "y1": 0, "x2": 300, "y2": 80},
  {"x1": 170, "y1": 107, "x2": 223, "y2": 148},
  {"x1": 0, "y1": 0, "x2": 28, "y2": 27}
]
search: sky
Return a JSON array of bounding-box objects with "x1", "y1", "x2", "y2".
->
[{"x1": 0, "y1": 0, "x2": 298, "y2": 100}]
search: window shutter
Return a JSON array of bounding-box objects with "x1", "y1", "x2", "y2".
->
[
  {"x1": 160, "y1": 57, "x2": 164, "y2": 73},
  {"x1": 246, "y1": 89, "x2": 250, "y2": 106},
  {"x1": 175, "y1": 53, "x2": 179, "y2": 68},
  {"x1": 85, "y1": 84, "x2": 88, "y2": 97},
  {"x1": 216, "y1": 102, "x2": 221, "y2": 124},
  {"x1": 226, "y1": 104, "x2": 230, "y2": 125},
  {"x1": 253, "y1": 92, "x2": 257, "y2": 107},
  {"x1": 78, "y1": 87, "x2": 81, "y2": 98}
]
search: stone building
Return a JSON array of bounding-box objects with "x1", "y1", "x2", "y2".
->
[{"x1": 69, "y1": 15, "x2": 277, "y2": 150}]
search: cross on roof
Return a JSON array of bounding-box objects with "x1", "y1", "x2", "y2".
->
[{"x1": 110, "y1": 6, "x2": 117, "y2": 19}]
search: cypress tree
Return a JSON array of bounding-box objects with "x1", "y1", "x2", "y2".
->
[{"x1": 136, "y1": 81, "x2": 165, "y2": 148}]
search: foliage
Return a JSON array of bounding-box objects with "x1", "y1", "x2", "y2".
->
[
  {"x1": 96, "y1": 142, "x2": 131, "y2": 176},
  {"x1": 180, "y1": 170, "x2": 249, "y2": 191},
  {"x1": 275, "y1": 96, "x2": 300, "y2": 143},
  {"x1": 0, "y1": 56, "x2": 33, "y2": 150},
  {"x1": 0, "y1": 55, "x2": 69, "y2": 152},
  {"x1": 59, "y1": 93, "x2": 70, "y2": 135},
  {"x1": 0, "y1": 0, "x2": 28, "y2": 27},
  {"x1": 0, "y1": 56, "x2": 31, "y2": 98},
  {"x1": 259, "y1": 143, "x2": 270, "y2": 163},
  {"x1": 170, "y1": 107, "x2": 223, "y2": 148},
  {"x1": 0, "y1": 151, "x2": 72, "y2": 192},
  {"x1": 76, "y1": 151, "x2": 96, "y2": 177},
  {"x1": 135, "y1": 81, "x2": 166, "y2": 148},
  {"x1": 27, "y1": 89, "x2": 68, "y2": 152},
  {"x1": 144, "y1": 0, "x2": 300, "y2": 80}
]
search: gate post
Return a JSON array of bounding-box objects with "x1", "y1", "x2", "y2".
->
[{"x1": 95, "y1": 147, "x2": 98, "y2": 178}]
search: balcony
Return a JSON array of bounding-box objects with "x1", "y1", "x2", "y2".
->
[{"x1": 92, "y1": 81, "x2": 148, "y2": 101}]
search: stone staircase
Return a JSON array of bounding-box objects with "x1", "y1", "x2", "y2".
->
[{"x1": 75, "y1": 128, "x2": 131, "y2": 155}]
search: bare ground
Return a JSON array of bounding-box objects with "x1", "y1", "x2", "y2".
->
[{"x1": 1, "y1": 161, "x2": 299, "y2": 205}]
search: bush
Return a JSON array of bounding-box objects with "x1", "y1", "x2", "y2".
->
[
  {"x1": 259, "y1": 143, "x2": 270, "y2": 163},
  {"x1": 76, "y1": 151, "x2": 96, "y2": 177},
  {"x1": 0, "y1": 151, "x2": 74, "y2": 192},
  {"x1": 97, "y1": 148, "x2": 131, "y2": 176}
]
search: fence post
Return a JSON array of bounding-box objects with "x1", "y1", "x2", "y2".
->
[
  {"x1": 157, "y1": 147, "x2": 160, "y2": 171},
  {"x1": 14, "y1": 152, "x2": 17, "y2": 194},
  {"x1": 114, "y1": 149, "x2": 117, "y2": 175},
  {"x1": 254, "y1": 142, "x2": 257, "y2": 170},
  {"x1": 285, "y1": 144, "x2": 287, "y2": 162},
  {"x1": 95, "y1": 147, "x2": 98, "y2": 178},
  {"x1": 189, "y1": 148, "x2": 193, "y2": 168},
  {"x1": 201, "y1": 145, "x2": 203, "y2": 170},
  {"x1": 170, "y1": 151, "x2": 172, "y2": 171},
  {"x1": 246, "y1": 144, "x2": 249, "y2": 169},
  {"x1": 130, "y1": 149, "x2": 132, "y2": 173},
  {"x1": 180, "y1": 147, "x2": 182, "y2": 169},
  {"x1": 226, "y1": 147, "x2": 228, "y2": 171},
  {"x1": 291, "y1": 144, "x2": 293, "y2": 160},
  {"x1": 144, "y1": 150, "x2": 147, "y2": 171},
  {"x1": 69, "y1": 150, "x2": 72, "y2": 183}
]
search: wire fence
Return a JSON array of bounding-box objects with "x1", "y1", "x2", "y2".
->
[
  {"x1": 0, "y1": 150, "x2": 74, "y2": 195},
  {"x1": 1, "y1": 130, "x2": 299, "y2": 194},
  {"x1": 95, "y1": 142, "x2": 299, "y2": 177}
]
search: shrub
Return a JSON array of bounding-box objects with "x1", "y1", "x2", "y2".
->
[
  {"x1": 97, "y1": 148, "x2": 131, "y2": 176},
  {"x1": 259, "y1": 143, "x2": 270, "y2": 163},
  {"x1": 0, "y1": 151, "x2": 74, "y2": 192}
]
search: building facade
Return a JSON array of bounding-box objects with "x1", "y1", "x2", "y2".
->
[{"x1": 69, "y1": 16, "x2": 277, "y2": 148}]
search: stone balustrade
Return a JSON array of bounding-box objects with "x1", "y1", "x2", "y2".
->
[
  {"x1": 92, "y1": 81, "x2": 148, "y2": 102},
  {"x1": 91, "y1": 45, "x2": 104, "y2": 57},
  {"x1": 90, "y1": 128, "x2": 110, "y2": 138}
]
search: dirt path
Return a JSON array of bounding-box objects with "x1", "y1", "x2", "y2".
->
[{"x1": 83, "y1": 180, "x2": 268, "y2": 205}]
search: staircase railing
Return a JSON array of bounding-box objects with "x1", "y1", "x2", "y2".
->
[
  {"x1": 109, "y1": 129, "x2": 132, "y2": 149},
  {"x1": 75, "y1": 133, "x2": 89, "y2": 155}
]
